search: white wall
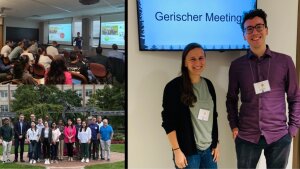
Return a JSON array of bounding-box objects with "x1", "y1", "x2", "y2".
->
[
  {"x1": 3, "y1": 17, "x2": 39, "y2": 42},
  {"x1": 128, "y1": 0, "x2": 298, "y2": 168}
]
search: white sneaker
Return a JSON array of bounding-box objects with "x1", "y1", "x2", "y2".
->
[
  {"x1": 70, "y1": 157, "x2": 73, "y2": 162},
  {"x1": 51, "y1": 160, "x2": 54, "y2": 163},
  {"x1": 47, "y1": 159, "x2": 50, "y2": 164},
  {"x1": 55, "y1": 160, "x2": 58, "y2": 163},
  {"x1": 85, "y1": 158, "x2": 89, "y2": 163},
  {"x1": 33, "y1": 160, "x2": 36, "y2": 164},
  {"x1": 81, "y1": 158, "x2": 85, "y2": 163},
  {"x1": 68, "y1": 157, "x2": 71, "y2": 161},
  {"x1": 44, "y1": 160, "x2": 47, "y2": 164}
]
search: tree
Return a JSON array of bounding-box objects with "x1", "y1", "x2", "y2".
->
[
  {"x1": 87, "y1": 84, "x2": 125, "y2": 111},
  {"x1": 87, "y1": 84, "x2": 125, "y2": 130},
  {"x1": 11, "y1": 85, "x2": 82, "y2": 122}
]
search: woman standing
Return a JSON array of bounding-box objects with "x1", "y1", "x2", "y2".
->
[
  {"x1": 26, "y1": 121, "x2": 39, "y2": 164},
  {"x1": 57, "y1": 119, "x2": 65, "y2": 161},
  {"x1": 51, "y1": 122, "x2": 61, "y2": 163},
  {"x1": 161, "y1": 43, "x2": 219, "y2": 169},
  {"x1": 78, "y1": 121, "x2": 91, "y2": 163},
  {"x1": 64, "y1": 119, "x2": 76, "y2": 161},
  {"x1": 40, "y1": 121, "x2": 52, "y2": 164}
]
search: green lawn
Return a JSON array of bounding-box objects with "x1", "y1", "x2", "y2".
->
[
  {"x1": 111, "y1": 144, "x2": 124, "y2": 153},
  {"x1": 85, "y1": 161, "x2": 124, "y2": 169},
  {"x1": 0, "y1": 144, "x2": 29, "y2": 155},
  {"x1": 0, "y1": 144, "x2": 124, "y2": 155},
  {"x1": 0, "y1": 163, "x2": 45, "y2": 169}
]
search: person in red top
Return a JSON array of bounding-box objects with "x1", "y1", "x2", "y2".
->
[
  {"x1": 45, "y1": 57, "x2": 72, "y2": 84},
  {"x1": 64, "y1": 119, "x2": 76, "y2": 161}
]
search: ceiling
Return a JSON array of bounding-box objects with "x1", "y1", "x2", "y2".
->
[{"x1": 0, "y1": 0, "x2": 125, "y2": 20}]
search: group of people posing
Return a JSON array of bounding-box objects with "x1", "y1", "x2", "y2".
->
[
  {"x1": 0, "y1": 113, "x2": 114, "y2": 165},
  {"x1": 161, "y1": 9, "x2": 300, "y2": 169}
]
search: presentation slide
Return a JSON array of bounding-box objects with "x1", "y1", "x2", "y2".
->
[
  {"x1": 137, "y1": 0, "x2": 256, "y2": 50},
  {"x1": 48, "y1": 23, "x2": 72, "y2": 45},
  {"x1": 100, "y1": 21, "x2": 125, "y2": 49}
]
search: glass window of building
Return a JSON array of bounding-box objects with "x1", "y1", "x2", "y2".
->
[
  {"x1": 0, "y1": 90, "x2": 8, "y2": 98},
  {"x1": 92, "y1": 20, "x2": 100, "y2": 47},
  {"x1": 0, "y1": 105, "x2": 9, "y2": 112},
  {"x1": 86, "y1": 89, "x2": 93, "y2": 97}
]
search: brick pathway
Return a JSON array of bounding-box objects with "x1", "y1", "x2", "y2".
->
[{"x1": 1, "y1": 152, "x2": 125, "y2": 169}]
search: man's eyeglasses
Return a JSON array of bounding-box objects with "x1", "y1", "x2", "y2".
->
[{"x1": 244, "y1": 24, "x2": 265, "y2": 34}]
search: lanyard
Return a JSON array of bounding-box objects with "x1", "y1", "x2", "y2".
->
[{"x1": 248, "y1": 57, "x2": 271, "y2": 83}]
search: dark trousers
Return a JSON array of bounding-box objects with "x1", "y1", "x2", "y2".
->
[
  {"x1": 42, "y1": 139, "x2": 51, "y2": 159},
  {"x1": 28, "y1": 143, "x2": 32, "y2": 160},
  {"x1": 29, "y1": 140, "x2": 38, "y2": 160},
  {"x1": 89, "y1": 139, "x2": 99, "y2": 159},
  {"x1": 81, "y1": 143, "x2": 89, "y2": 158},
  {"x1": 37, "y1": 141, "x2": 42, "y2": 159},
  {"x1": 66, "y1": 143, "x2": 74, "y2": 157},
  {"x1": 75, "y1": 140, "x2": 81, "y2": 158},
  {"x1": 14, "y1": 137, "x2": 25, "y2": 160},
  {"x1": 51, "y1": 142, "x2": 59, "y2": 160},
  {"x1": 235, "y1": 134, "x2": 292, "y2": 169}
]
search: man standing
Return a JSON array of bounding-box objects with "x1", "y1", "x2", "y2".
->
[
  {"x1": 100, "y1": 119, "x2": 113, "y2": 161},
  {"x1": 0, "y1": 118, "x2": 13, "y2": 163},
  {"x1": 30, "y1": 113, "x2": 36, "y2": 123},
  {"x1": 226, "y1": 9, "x2": 300, "y2": 169},
  {"x1": 75, "y1": 118, "x2": 82, "y2": 160},
  {"x1": 14, "y1": 113, "x2": 28, "y2": 162},
  {"x1": 88, "y1": 117, "x2": 99, "y2": 160},
  {"x1": 74, "y1": 32, "x2": 82, "y2": 50},
  {"x1": 96, "y1": 116, "x2": 104, "y2": 160}
]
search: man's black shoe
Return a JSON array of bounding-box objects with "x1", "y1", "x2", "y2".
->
[
  {"x1": 20, "y1": 159, "x2": 25, "y2": 162},
  {"x1": 13, "y1": 159, "x2": 17, "y2": 162}
]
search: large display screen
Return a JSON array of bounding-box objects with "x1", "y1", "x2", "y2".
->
[
  {"x1": 137, "y1": 0, "x2": 257, "y2": 51},
  {"x1": 100, "y1": 21, "x2": 125, "y2": 49},
  {"x1": 48, "y1": 23, "x2": 72, "y2": 45}
]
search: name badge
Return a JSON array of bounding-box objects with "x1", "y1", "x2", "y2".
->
[
  {"x1": 198, "y1": 109, "x2": 210, "y2": 121},
  {"x1": 254, "y1": 80, "x2": 271, "y2": 94}
]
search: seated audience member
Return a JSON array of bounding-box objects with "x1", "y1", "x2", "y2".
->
[
  {"x1": 87, "y1": 47, "x2": 111, "y2": 71},
  {"x1": 38, "y1": 47, "x2": 53, "y2": 70},
  {"x1": 8, "y1": 41, "x2": 24, "y2": 62},
  {"x1": 21, "y1": 41, "x2": 34, "y2": 65},
  {"x1": 1, "y1": 40, "x2": 13, "y2": 58},
  {"x1": 46, "y1": 41, "x2": 59, "y2": 58},
  {"x1": 28, "y1": 40, "x2": 39, "y2": 55},
  {"x1": 13, "y1": 55, "x2": 37, "y2": 85},
  {"x1": 67, "y1": 51, "x2": 89, "y2": 82},
  {"x1": 107, "y1": 44, "x2": 124, "y2": 61},
  {"x1": 45, "y1": 57, "x2": 72, "y2": 84},
  {"x1": 0, "y1": 55, "x2": 13, "y2": 82}
]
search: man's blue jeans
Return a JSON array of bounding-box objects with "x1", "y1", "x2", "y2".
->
[
  {"x1": 174, "y1": 148, "x2": 217, "y2": 169},
  {"x1": 235, "y1": 134, "x2": 291, "y2": 169}
]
